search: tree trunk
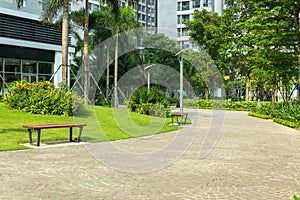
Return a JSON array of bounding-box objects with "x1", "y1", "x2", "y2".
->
[
  {"x1": 83, "y1": 0, "x2": 89, "y2": 105},
  {"x1": 114, "y1": 34, "x2": 119, "y2": 107},
  {"x1": 271, "y1": 82, "x2": 275, "y2": 107},
  {"x1": 61, "y1": 0, "x2": 69, "y2": 84},
  {"x1": 245, "y1": 72, "x2": 250, "y2": 101},
  {"x1": 293, "y1": 4, "x2": 300, "y2": 103},
  {"x1": 298, "y1": 54, "x2": 300, "y2": 103},
  {"x1": 205, "y1": 86, "x2": 210, "y2": 100},
  {"x1": 106, "y1": 49, "x2": 110, "y2": 99}
]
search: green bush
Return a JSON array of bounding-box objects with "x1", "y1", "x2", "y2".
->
[
  {"x1": 273, "y1": 101, "x2": 300, "y2": 121},
  {"x1": 198, "y1": 100, "x2": 256, "y2": 111},
  {"x1": 273, "y1": 118, "x2": 297, "y2": 128},
  {"x1": 4, "y1": 81, "x2": 83, "y2": 116},
  {"x1": 198, "y1": 99, "x2": 213, "y2": 109},
  {"x1": 248, "y1": 112, "x2": 271, "y2": 119},
  {"x1": 250, "y1": 102, "x2": 272, "y2": 115},
  {"x1": 127, "y1": 87, "x2": 170, "y2": 117},
  {"x1": 228, "y1": 101, "x2": 257, "y2": 111},
  {"x1": 183, "y1": 99, "x2": 199, "y2": 108}
]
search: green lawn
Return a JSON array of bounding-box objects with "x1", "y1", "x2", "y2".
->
[{"x1": 0, "y1": 102, "x2": 181, "y2": 151}]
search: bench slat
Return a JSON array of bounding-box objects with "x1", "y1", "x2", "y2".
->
[{"x1": 23, "y1": 123, "x2": 86, "y2": 130}]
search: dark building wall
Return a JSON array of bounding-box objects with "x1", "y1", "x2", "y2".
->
[
  {"x1": 0, "y1": 13, "x2": 61, "y2": 46},
  {"x1": 0, "y1": 44, "x2": 55, "y2": 62}
]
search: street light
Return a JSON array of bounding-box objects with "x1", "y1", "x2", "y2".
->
[
  {"x1": 144, "y1": 64, "x2": 157, "y2": 91},
  {"x1": 175, "y1": 48, "x2": 199, "y2": 115}
]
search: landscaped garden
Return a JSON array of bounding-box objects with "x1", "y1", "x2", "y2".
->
[{"x1": 0, "y1": 81, "x2": 180, "y2": 151}]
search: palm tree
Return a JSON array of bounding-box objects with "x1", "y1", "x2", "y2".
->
[
  {"x1": 82, "y1": 0, "x2": 121, "y2": 104},
  {"x1": 41, "y1": 0, "x2": 119, "y2": 104},
  {"x1": 40, "y1": 0, "x2": 70, "y2": 85}
]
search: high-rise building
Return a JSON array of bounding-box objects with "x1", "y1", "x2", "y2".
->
[
  {"x1": 87, "y1": 0, "x2": 158, "y2": 32},
  {"x1": 177, "y1": 0, "x2": 224, "y2": 48}
]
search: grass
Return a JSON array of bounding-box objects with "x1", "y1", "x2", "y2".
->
[{"x1": 0, "y1": 102, "x2": 181, "y2": 151}]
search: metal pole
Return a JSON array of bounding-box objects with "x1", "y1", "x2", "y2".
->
[
  {"x1": 68, "y1": 58, "x2": 71, "y2": 89},
  {"x1": 147, "y1": 70, "x2": 150, "y2": 91},
  {"x1": 180, "y1": 57, "x2": 183, "y2": 114}
]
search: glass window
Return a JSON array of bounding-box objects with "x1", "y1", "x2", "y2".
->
[
  {"x1": 192, "y1": 0, "x2": 201, "y2": 8},
  {"x1": 203, "y1": 0, "x2": 212, "y2": 8},
  {"x1": 177, "y1": 2, "x2": 181, "y2": 11},
  {"x1": 38, "y1": 62, "x2": 52, "y2": 74},
  {"x1": 182, "y1": 28, "x2": 189, "y2": 36},
  {"x1": 182, "y1": 15, "x2": 190, "y2": 23},
  {"x1": 4, "y1": 59, "x2": 21, "y2": 73},
  {"x1": 5, "y1": 74, "x2": 21, "y2": 83},
  {"x1": 38, "y1": 0, "x2": 48, "y2": 11},
  {"x1": 22, "y1": 60, "x2": 37, "y2": 73},
  {"x1": 182, "y1": 2, "x2": 190, "y2": 11},
  {"x1": 0, "y1": 59, "x2": 3, "y2": 73}
]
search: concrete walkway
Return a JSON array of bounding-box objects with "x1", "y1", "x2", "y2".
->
[{"x1": 1, "y1": 109, "x2": 300, "y2": 199}]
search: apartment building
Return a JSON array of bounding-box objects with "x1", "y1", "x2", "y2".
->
[{"x1": 177, "y1": 0, "x2": 224, "y2": 48}]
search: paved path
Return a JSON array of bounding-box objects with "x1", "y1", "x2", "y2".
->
[{"x1": 1, "y1": 109, "x2": 300, "y2": 199}]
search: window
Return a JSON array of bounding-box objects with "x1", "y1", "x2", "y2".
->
[
  {"x1": 38, "y1": 0, "x2": 48, "y2": 11},
  {"x1": 88, "y1": 3, "x2": 99, "y2": 11},
  {"x1": 22, "y1": 60, "x2": 37, "y2": 73},
  {"x1": 177, "y1": 28, "x2": 181, "y2": 37},
  {"x1": 0, "y1": 58, "x2": 3, "y2": 73},
  {"x1": 182, "y1": 28, "x2": 189, "y2": 36},
  {"x1": 192, "y1": 0, "x2": 201, "y2": 8},
  {"x1": 203, "y1": 0, "x2": 212, "y2": 8},
  {"x1": 38, "y1": 62, "x2": 52, "y2": 75},
  {"x1": 182, "y1": 15, "x2": 189, "y2": 24},
  {"x1": 5, "y1": 59, "x2": 21, "y2": 73},
  {"x1": 182, "y1": 2, "x2": 190, "y2": 11}
]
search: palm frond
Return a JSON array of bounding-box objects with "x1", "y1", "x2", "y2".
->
[{"x1": 40, "y1": 0, "x2": 64, "y2": 23}]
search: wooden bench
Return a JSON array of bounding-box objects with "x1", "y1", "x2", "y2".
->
[
  {"x1": 23, "y1": 123, "x2": 86, "y2": 147},
  {"x1": 171, "y1": 112, "x2": 188, "y2": 125}
]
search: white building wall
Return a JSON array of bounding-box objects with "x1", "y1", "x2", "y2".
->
[{"x1": 157, "y1": 0, "x2": 177, "y2": 39}]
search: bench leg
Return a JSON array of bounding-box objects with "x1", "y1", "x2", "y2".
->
[
  {"x1": 37, "y1": 130, "x2": 41, "y2": 147},
  {"x1": 184, "y1": 114, "x2": 188, "y2": 124},
  {"x1": 28, "y1": 129, "x2": 33, "y2": 144},
  {"x1": 69, "y1": 127, "x2": 73, "y2": 142},
  {"x1": 76, "y1": 127, "x2": 83, "y2": 143}
]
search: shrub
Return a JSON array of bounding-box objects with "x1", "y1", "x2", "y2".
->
[
  {"x1": 198, "y1": 99, "x2": 213, "y2": 109},
  {"x1": 228, "y1": 101, "x2": 257, "y2": 111},
  {"x1": 250, "y1": 102, "x2": 272, "y2": 115},
  {"x1": 198, "y1": 100, "x2": 256, "y2": 111},
  {"x1": 127, "y1": 87, "x2": 170, "y2": 117},
  {"x1": 4, "y1": 80, "x2": 83, "y2": 116},
  {"x1": 248, "y1": 112, "x2": 271, "y2": 119},
  {"x1": 183, "y1": 99, "x2": 199, "y2": 108},
  {"x1": 273, "y1": 118, "x2": 297, "y2": 128}
]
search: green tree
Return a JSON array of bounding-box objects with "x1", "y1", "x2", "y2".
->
[
  {"x1": 185, "y1": 9, "x2": 226, "y2": 99},
  {"x1": 90, "y1": 5, "x2": 138, "y2": 107}
]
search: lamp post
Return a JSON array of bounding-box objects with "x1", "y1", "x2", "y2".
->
[
  {"x1": 175, "y1": 48, "x2": 199, "y2": 115},
  {"x1": 144, "y1": 64, "x2": 157, "y2": 91}
]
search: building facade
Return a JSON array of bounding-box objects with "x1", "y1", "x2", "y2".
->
[
  {"x1": 177, "y1": 0, "x2": 224, "y2": 48},
  {"x1": 0, "y1": 0, "x2": 76, "y2": 95}
]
